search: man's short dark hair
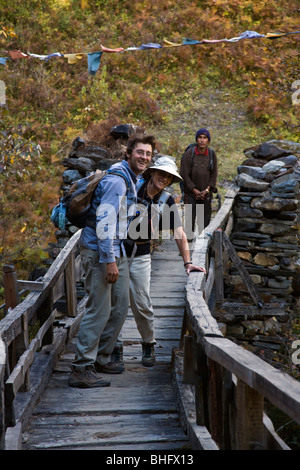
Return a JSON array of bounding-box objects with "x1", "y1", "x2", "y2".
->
[{"x1": 126, "y1": 133, "x2": 156, "y2": 158}]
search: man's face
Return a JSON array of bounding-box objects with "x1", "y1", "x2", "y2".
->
[
  {"x1": 127, "y1": 143, "x2": 152, "y2": 176},
  {"x1": 196, "y1": 134, "x2": 209, "y2": 150}
]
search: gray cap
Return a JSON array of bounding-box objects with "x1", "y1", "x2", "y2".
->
[{"x1": 143, "y1": 156, "x2": 182, "y2": 183}]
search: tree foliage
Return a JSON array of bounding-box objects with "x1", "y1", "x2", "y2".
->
[{"x1": 0, "y1": 0, "x2": 299, "y2": 286}]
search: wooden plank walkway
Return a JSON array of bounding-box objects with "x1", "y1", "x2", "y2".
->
[{"x1": 22, "y1": 238, "x2": 192, "y2": 450}]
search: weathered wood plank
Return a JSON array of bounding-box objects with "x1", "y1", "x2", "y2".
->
[{"x1": 23, "y1": 413, "x2": 189, "y2": 450}]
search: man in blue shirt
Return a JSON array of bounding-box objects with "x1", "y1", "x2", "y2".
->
[{"x1": 69, "y1": 134, "x2": 155, "y2": 388}]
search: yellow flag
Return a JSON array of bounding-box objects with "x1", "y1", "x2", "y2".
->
[{"x1": 64, "y1": 53, "x2": 84, "y2": 64}]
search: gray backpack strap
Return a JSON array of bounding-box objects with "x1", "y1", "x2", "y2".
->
[{"x1": 156, "y1": 190, "x2": 171, "y2": 215}]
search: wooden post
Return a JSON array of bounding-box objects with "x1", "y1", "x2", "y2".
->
[
  {"x1": 3, "y1": 265, "x2": 19, "y2": 314},
  {"x1": 235, "y1": 378, "x2": 264, "y2": 450},
  {"x1": 38, "y1": 291, "x2": 54, "y2": 347},
  {"x1": 65, "y1": 252, "x2": 77, "y2": 317},
  {"x1": 208, "y1": 359, "x2": 223, "y2": 447},
  {"x1": 222, "y1": 367, "x2": 234, "y2": 450},
  {"x1": 194, "y1": 342, "x2": 210, "y2": 428},
  {"x1": 0, "y1": 337, "x2": 6, "y2": 450},
  {"x1": 214, "y1": 230, "x2": 224, "y2": 301},
  {"x1": 182, "y1": 335, "x2": 194, "y2": 384}
]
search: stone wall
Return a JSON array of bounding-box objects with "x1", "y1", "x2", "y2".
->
[{"x1": 220, "y1": 140, "x2": 300, "y2": 359}]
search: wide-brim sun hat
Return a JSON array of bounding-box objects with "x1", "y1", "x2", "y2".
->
[{"x1": 143, "y1": 155, "x2": 182, "y2": 183}]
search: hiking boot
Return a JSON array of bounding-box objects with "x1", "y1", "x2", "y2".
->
[
  {"x1": 142, "y1": 343, "x2": 156, "y2": 367},
  {"x1": 68, "y1": 366, "x2": 111, "y2": 388},
  {"x1": 111, "y1": 345, "x2": 124, "y2": 366},
  {"x1": 95, "y1": 361, "x2": 124, "y2": 374}
]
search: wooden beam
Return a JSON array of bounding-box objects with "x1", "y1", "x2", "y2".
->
[
  {"x1": 214, "y1": 302, "x2": 286, "y2": 317},
  {"x1": 214, "y1": 230, "x2": 224, "y2": 301},
  {"x1": 17, "y1": 280, "x2": 44, "y2": 292},
  {"x1": 221, "y1": 232, "x2": 264, "y2": 307},
  {"x1": 235, "y1": 379, "x2": 264, "y2": 450},
  {"x1": 65, "y1": 252, "x2": 77, "y2": 317}
]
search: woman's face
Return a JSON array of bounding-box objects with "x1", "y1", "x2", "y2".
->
[{"x1": 150, "y1": 169, "x2": 173, "y2": 191}]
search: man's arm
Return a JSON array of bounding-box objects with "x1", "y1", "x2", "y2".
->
[{"x1": 96, "y1": 175, "x2": 128, "y2": 283}]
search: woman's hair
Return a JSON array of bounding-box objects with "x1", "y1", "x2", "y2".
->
[{"x1": 126, "y1": 133, "x2": 156, "y2": 157}]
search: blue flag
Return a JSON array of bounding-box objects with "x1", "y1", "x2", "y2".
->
[{"x1": 88, "y1": 51, "x2": 103, "y2": 75}]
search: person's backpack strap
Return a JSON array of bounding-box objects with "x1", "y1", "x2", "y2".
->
[
  {"x1": 136, "y1": 177, "x2": 146, "y2": 192},
  {"x1": 190, "y1": 145, "x2": 214, "y2": 173},
  {"x1": 156, "y1": 189, "x2": 171, "y2": 215},
  {"x1": 107, "y1": 168, "x2": 131, "y2": 192}
]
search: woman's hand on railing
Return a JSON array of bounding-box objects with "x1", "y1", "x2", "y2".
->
[{"x1": 185, "y1": 263, "x2": 206, "y2": 275}]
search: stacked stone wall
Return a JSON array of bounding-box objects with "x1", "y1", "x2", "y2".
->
[{"x1": 221, "y1": 140, "x2": 300, "y2": 358}]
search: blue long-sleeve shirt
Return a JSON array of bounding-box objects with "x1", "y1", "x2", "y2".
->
[{"x1": 80, "y1": 160, "x2": 138, "y2": 263}]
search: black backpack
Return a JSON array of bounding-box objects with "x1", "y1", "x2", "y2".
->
[{"x1": 51, "y1": 169, "x2": 130, "y2": 230}]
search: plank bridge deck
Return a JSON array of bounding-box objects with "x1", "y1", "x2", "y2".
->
[{"x1": 22, "y1": 238, "x2": 191, "y2": 450}]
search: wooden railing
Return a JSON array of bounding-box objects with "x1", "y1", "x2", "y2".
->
[
  {"x1": 0, "y1": 229, "x2": 86, "y2": 449},
  {"x1": 173, "y1": 184, "x2": 300, "y2": 450},
  {"x1": 1, "y1": 185, "x2": 300, "y2": 450}
]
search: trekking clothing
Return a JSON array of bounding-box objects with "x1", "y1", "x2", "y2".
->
[
  {"x1": 128, "y1": 180, "x2": 182, "y2": 257},
  {"x1": 73, "y1": 248, "x2": 130, "y2": 371},
  {"x1": 180, "y1": 145, "x2": 218, "y2": 232},
  {"x1": 80, "y1": 160, "x2": 138, "y2": 263},
  {"x1": 180, "y1": 146, "x2": 217, "y2": 197},
  {"x1": 72, "y1": 160, "x2": 138, "y2": 374},
  {"x1": 129, "y1": 253, "x2": 154, "y2": 343},
  {"x1": 126, "y1": 181, "x2": 182, "y2": 347}
]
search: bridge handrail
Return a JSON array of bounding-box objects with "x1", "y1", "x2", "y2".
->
[
  {"x1": 178, "y1": 184, "x2": 300, "y2": 450},
  {"x1": 0, "y1": 228, "x2": 84, "y2": 449}
]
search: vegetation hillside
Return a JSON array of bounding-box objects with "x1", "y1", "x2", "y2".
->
[{"x1": 0, "y1": 0, "x2": 299, "y2": 296}]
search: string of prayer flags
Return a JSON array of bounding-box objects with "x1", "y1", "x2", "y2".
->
[{"x1": 0, "y1": 29, "x2": 299, "y2": 73}]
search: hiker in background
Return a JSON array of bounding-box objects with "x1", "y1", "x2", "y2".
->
[
  {"x1": 180, "y1": 128, "x2": 218, "y2": 239},
  {"x1": 112, "y1": 156, "x2": 206, "y2": 368},
  {"x1": 69, "y1": 134, "x2": 155, "y2": 388}
]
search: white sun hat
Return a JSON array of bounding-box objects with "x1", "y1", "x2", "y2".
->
[{"x1": 143, "y1": 155, "x2": 182, "y2": 183}]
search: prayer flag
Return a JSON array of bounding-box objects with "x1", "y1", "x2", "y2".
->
[{"x1": 88, "y1": 51, "x2": 103, "y2": 75}]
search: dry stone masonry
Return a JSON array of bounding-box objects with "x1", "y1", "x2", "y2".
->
[{"x1": 221, "y1": 140, "x2": 300, "y2": 358}]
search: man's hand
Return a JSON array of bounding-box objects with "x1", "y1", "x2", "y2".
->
[
  {"x1": 192, "y1": 188, "x2": 209, "y2": 200},
  {"x1": 105, "y1": 262, "x2": 119, "y2": 284}
]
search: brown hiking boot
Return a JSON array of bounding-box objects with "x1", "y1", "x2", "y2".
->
[
  {"x1": 142, "y1": 343, "x2": 156, "y2": 367},
  {"x1": 68, "y1": 366, "x2": 111, "y2": 388},
  {"x1": 111, "y1": 345, "x2": 124, "y2": 367},
  {"x1": 95, "y1": 361, "x2": 124, "y2": 374}
]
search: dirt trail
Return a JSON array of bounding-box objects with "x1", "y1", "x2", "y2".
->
[{"x1": 152, "y1": 85, "x2": 271, "y2": 190}]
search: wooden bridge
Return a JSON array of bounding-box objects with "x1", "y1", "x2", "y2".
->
[{"x1": 1, "y1": 186, "x2": 300, "y2": 451}]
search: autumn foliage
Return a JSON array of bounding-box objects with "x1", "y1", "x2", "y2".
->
[{"x1": 0, "y1": 0, "x2": 299, "y2": 292}]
